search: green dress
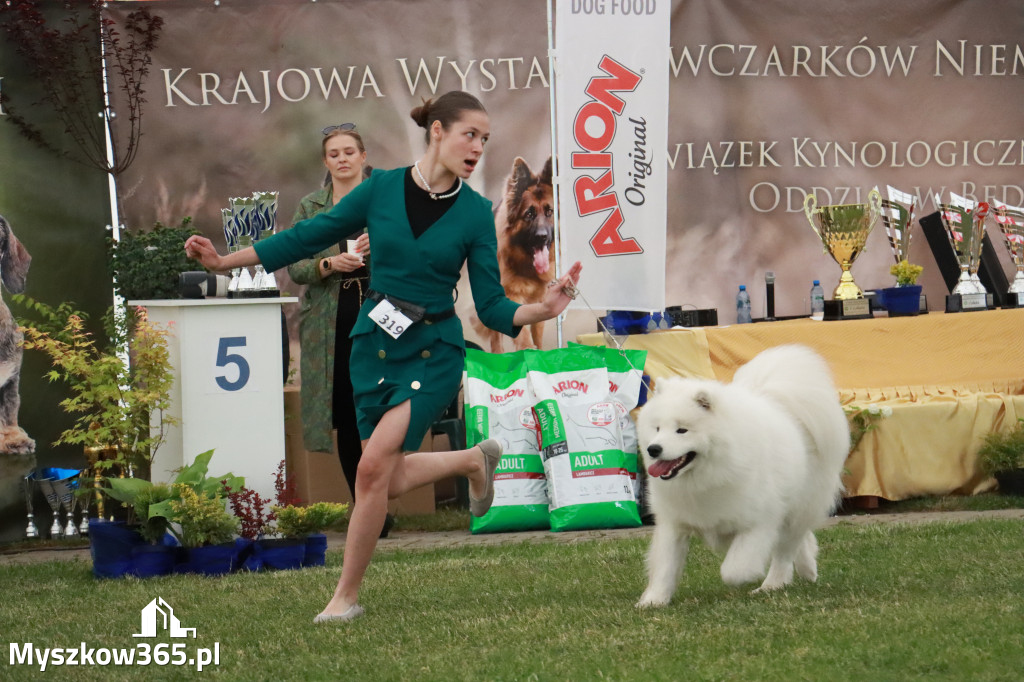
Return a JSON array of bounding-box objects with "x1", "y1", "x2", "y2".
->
[{"x1": 256, "y1": 167, "x2": 521, "y2": 451}]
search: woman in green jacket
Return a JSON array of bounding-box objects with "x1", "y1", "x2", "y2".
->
[{"x1": 186, "y1": 91, "x2": 582, "y2": 623}]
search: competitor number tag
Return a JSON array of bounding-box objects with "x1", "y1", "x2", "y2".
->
[{"x1": 369, "y1": 299, "x2": 412, "y2": 339}]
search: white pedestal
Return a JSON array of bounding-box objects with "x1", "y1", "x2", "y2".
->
[{"x1": 131, "y1": 298, "x2": 297, "y2": 503}]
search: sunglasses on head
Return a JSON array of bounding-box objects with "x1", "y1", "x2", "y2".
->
[{"x1": 322, "y1": 123, "x2": 357, "y2": 135}]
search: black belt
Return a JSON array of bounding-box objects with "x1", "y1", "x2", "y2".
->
[{"x1": 366, "y1": 289, "x2": 456, "y2": 324}]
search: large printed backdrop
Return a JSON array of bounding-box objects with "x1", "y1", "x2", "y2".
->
[{"x1": 109, "y1": 0, "x2": 1024, "y2": 350}]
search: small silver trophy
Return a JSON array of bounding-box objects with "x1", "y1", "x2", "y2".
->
[
  {"x1": 222, "y1": 208, "x2": 242, "y2": 297},
  {"x1": 221, "y1": 191, "x2": 279, "y2": 296},
  {"x1": 231, "y1": 197, "x2": 258, "y2": 297},
  {"x1": 882, "y1": 185, "x2": 916, "y2": 265},
  {"x1": 937, "y1": 192, "x2": 988, "y2": 308},
  {"x1": 995, "y1": 203, "x2": 1024, "y2": 304},
  {"x1": 33, "y1": 468, "x2": 83, "y2": 538},
  {"x1": 236, "y1": 234, "x2": 256, "y2": 296},
  {"x1": 37, "y1": 478, "x2": 64, "y2": 538},
  {"x1": 252, "y1": 191, "x2": 280, "y2": 296},
  {"x1": 968, "y1": 203, "x2": 990, "y2": 295},
  {"x1": 21, "y1": 475, "x2": 39, "y2": 539},
  {"x1": 52, "y1": 476, "x2": 81, "y2": 537}
]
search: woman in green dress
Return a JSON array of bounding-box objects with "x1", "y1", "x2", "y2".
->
[{"x1": 185, "y1": 91, "x2": 582, "y2": 623}]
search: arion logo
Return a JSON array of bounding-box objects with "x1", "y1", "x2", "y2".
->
[
  {"x1": 570, "y1": 54, "x2": 644, "y2": 257},
  {"x1": 134, "y1": 598, "x2": 196, "y2": 639}
]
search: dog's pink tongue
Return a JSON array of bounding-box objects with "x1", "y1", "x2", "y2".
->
[
  {"x1": 534, "y1": 245, "x2": 550, "y2": 275},
  {"x1": 648, "y1": 460, "x2": 676, "y2": 478}
]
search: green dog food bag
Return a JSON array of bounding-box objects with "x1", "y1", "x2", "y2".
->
[
  {"x1": 465, "y1": 349, "x2": 549, "y2": 534},
  {"x1": 574, "y1": 344, "x2": 649, "y2": 504},
  {"x1": 527, "y1": 346, "x2": 641, "y2": 532}
]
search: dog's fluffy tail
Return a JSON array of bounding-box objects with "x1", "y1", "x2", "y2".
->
[{"x1": 732, "y1": 344, "x2": 850, "y2": 471}]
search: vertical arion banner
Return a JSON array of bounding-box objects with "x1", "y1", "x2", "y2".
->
[{"x1": 555, "y1": 0, "x2": 669, "y2": 311}]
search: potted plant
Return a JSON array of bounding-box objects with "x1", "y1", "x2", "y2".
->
[
  {"x1": 879, "y1": 260, "x2": 924, "y2": 316},
  {"x1": 107, "y1": 218, "x2": 201, "y2": 300},
  {"x1": 272, "y1": 502, "x2": 349, "y2": 568},
  {"x1": 224, "y1": 482, "x2": 276, "y2": 572},
  {"x1": 976, "y1": 418, "x2": 1024, "y2": 496},
  {"x1": 151, "y1": 450, "x2": 243, "y2": 577},
  {"x1": 233, "y1": 461, "x2": 310, "y2": 571},
  {"x1": 90, "y1": 449, "x2": 243, "y2": 577},
  {"x1": 103, "y1": 478, "x2": 178, "y2": 577},
  {"x1": 169, "y1": 484, "x2": 240, "y2": 575},
  {"x1": 14, "y1": 296, "x2": 177, "y2": 482}
]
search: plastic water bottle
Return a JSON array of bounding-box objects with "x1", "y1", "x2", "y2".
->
[
  {"x1": 810, "y1": 280, "x2": 825, "y2": 320},
  {"x1": 736, "y1": 285, "x2": 752, "y2": 324}
]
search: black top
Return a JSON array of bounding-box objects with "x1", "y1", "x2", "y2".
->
[{"x1": 404, "y1": 167, "x2": 459, "y2": 238}]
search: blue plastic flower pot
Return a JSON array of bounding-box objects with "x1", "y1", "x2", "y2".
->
[
  {"x1": 131, "y1": 543, "x2": 178, "y2": 578},
  {"x1": 176, "y1": 542, "x2": 238, "y2": 576},
  {"x1": 255, "y1": 538, "x2": 306, "y2": 570},
  {"x1": 88, "y1": 518, "x2": 144, "y2": 579},
  {"x1": 878, "y1": 285, "x2": 922, "y2": 316},
  {"x1": 303, "y1": 533, "x2": 328, "y2": 567}
]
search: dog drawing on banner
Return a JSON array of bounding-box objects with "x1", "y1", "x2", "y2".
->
[
  {"x1": 474, "y1": 156, "x2": 556, "y2": 353},
  {"x1": 0, "y1": 214, "x2": 34, "y2": 454}
]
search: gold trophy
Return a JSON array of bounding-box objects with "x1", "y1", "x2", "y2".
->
[
  {"x1": 804, "y1": 188, "x2": 881, "y2": 319},
  {"x1": 995, "y1": 204, "x2": 1024, "y2": 305},
  {"x1": 938, "y1": 201, "x2": 988, "y2": 309}
]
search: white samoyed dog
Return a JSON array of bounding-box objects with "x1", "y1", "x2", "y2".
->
[{"x1": 635, "y1": 344, "x2": 849, "y2": 606}]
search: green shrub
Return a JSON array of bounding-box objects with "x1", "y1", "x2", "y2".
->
[
  {"x1": 107, "y1": 218, "x2": 201, "y2": 300},
  {"x1": 170, "y1": 484, "x2": 238, "y2": 548},
  {"x1": 272, "y1": 502, "x2": 349, "y2": 538},
  {"x1": 977, "y1": 418, "x2": 1024, "y2": 475}
]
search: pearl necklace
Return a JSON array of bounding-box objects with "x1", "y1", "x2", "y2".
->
[{"x1": 414, "y1": 161, "x2": 462, "y2": 200}]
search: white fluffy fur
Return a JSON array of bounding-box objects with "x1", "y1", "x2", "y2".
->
[{"x1": 635, "y1": 344, "x2": 849, "y2": 607}]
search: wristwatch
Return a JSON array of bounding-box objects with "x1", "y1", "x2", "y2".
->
[{"x1": 320, "y1": 258, "x2": 331, "y2": 275}]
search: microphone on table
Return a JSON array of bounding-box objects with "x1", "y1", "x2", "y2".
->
[{"x1": 765, "y1": 271, "x2": 777, "y2": 321}]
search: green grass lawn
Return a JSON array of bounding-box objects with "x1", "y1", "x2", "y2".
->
[{"x1": 2, "y1": 518, "x2": 1023, "y2": 681}]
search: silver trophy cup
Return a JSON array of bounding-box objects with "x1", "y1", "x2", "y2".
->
[{"x1": 21, "y1": 475, "x2": 39, "y2": 539}]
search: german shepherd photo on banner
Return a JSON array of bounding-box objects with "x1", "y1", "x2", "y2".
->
[{"x1": 474, "y1": 156, "x2": 556, "y2": 352}]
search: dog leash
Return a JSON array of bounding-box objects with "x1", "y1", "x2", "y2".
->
[{"x1": 556, "y1": 280, "x2": 655, "y2": 396}]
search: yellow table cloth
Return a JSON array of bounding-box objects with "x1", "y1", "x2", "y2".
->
[{"x1": 579, "y1": 308, "x2": 1024, "y2": 500}]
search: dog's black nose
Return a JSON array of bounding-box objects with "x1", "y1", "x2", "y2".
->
[{"x1": 647, "y1": 444, "x2": 662, "y2": 458}]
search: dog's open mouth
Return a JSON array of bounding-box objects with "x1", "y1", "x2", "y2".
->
[
  {"x1": 647, "y1": 451, "x2": 697, "y2": 480},
  {"x1": 533, "y1": 244, "x2": 550, "y2": 274}
]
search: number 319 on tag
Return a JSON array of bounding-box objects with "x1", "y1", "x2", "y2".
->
[{"x1": 369, "y1": 300, "x2": 412, "y2": 339}]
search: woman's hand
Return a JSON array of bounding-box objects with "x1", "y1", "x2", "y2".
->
[
  {"x1": 184, "y1": 235, "x2": 225, "y2": 271},
  {"x1": 355, "y1": 232, "x2": 370, "y2": 260},
  {"x1": 329, "y1": 252, "x2": 365, "y2": 273},
  {"x1": 541, "y1": 260, "x2": 583, "y2": 318},
  {"x1": 512, "y1": 261, "x2": 583, "y2": 327},
  {"x1": 184, "y1": 236, "x2": 259, "y2": 272}
]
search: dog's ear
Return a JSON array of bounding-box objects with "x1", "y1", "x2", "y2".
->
[
  {"x1": 694, "y1": 391, "x2": 712, "y2": 411},
  {"x1": 0, "y1": 216, "x2": 31, "y2": 294},
  {"x1": 540, "y1": 156, "x2": 553, "y2": 186},
  {"x1": 505, "y1": 157, "x2": 533, "y2": 209}
]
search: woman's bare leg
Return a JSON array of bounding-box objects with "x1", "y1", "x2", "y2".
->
[
  {"x1": 317, "y1": 401, "x2": 489, "y2": 618},
  {"x1": 318, "y1": 403, "x2": 408, "y2": 617},
  {"x1": 388, "y1": 444, "x2": 489, "y2": 500}
]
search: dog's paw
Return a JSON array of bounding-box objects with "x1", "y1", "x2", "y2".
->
[
  {"x1": 751, "y1": 582, "x2": 785, "y2": 594},
  {"x1": 635, "y1": 590, "x2": 672, "y2": 609}
]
